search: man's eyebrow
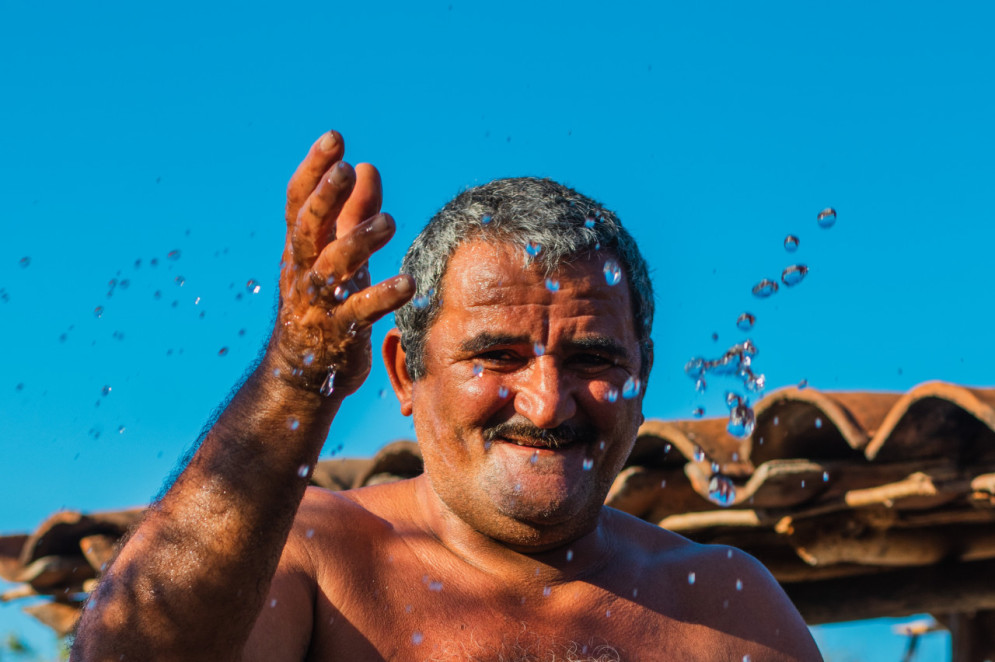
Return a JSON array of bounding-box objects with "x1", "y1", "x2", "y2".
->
[
  {"x1": 458, "y1": 333, "x2": 530, "y2": 354},
  {"x1": 567, "y1": 336, "x2": 631, "y2": 361}
]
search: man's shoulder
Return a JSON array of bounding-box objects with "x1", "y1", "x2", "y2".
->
[
  {"x1": 291, "y1": 479, "x2": 417, "y2": 541},
  {"x1": 601, "y1": 505, "x2": 775, "y2": 590}
]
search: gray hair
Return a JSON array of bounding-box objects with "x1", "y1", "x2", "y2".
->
[{"x1": 395, "y1": 177, "x2": 654, "y2": 381}]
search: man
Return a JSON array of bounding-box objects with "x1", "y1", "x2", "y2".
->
[{"x1": 72, "y1": 131, "x2": 822, "y2": 661}]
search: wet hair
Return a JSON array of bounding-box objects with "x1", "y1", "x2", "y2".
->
[{"x1": 395, "y1": 177, "x2": 654, "y2": 382}]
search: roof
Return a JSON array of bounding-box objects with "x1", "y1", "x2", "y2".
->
[{"x1": 5, "y1": 381, "x2": 995, "y2": 636}]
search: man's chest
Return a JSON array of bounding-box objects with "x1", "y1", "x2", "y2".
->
[{"x1": 307, "y1": 570, "x2": 712, "y2": 661}]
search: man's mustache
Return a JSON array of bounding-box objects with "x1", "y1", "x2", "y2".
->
[{"x1": 483, "y1": 419, "x2": 598, "y2": 448}]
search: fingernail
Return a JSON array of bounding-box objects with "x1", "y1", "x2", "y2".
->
[
  {"x1": 371, "y1": 214, "x2": 389, "y2": 233},
  {"x1": 319, "y1": 132, "x2": 338, "y2": 152},
  {"x1": 328, "y1": 161, "x2": 350, "y2": 184},
  {"x1": 394, "y1": 276, "x2": 413, "y2": 294}
]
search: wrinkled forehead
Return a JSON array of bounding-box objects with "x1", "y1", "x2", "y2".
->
[{"x1": 432, "y1": 239, "x2": 636, "y2": 332}]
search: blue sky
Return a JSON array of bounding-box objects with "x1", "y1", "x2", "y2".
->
[{"x1": 2, "y1": 0, "x2": 991, "y2": 658}]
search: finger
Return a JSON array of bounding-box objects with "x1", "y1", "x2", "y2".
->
[
  {"x1": 336, "y1": 163, "x2": 383, "y2": 237},
  {"x1": 290, "y1": 161, "x2": 355, "y2": 265},
  {"x1": 286, "y1": 131, "x2": 346, "y2": 223},
  {"x1": 311, "y1": 212, "x2": 395, "y2": 285},
  {"x1": 338, "y1": 274, "x2": 415, "y2": 328}
]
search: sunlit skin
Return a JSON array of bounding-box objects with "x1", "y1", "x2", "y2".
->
[{"x1": 72, "y1": 131, "x2": 823, "y2": 662}]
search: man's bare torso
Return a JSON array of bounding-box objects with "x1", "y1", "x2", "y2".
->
[{"x1": 247, "y1": 477, "x2": 810, "y2": 661}]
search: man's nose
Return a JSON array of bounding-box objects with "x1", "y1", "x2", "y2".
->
[{"x1": 513, "y1": 356, "x2": 577, "y2": 429}]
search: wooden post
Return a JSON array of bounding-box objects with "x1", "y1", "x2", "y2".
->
[{"x1": 941, "y1": 611, "x2": 995, "y2": 662}]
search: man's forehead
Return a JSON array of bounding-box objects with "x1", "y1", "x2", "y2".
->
[
  {"x1": 439, "y1": 240, "x2": 619, "y2": 297},
  {"x1": 428, "y1": 239, "x2": 637, "y2": 335}
]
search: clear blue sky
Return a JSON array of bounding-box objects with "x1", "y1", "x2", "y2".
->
[{"x1": 2, "y1": 0, "x2": 990, "y2": 658}]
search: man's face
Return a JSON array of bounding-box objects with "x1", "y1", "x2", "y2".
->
[{"x1": 409, "y1": 240, "x2": 646, "y2": 549}]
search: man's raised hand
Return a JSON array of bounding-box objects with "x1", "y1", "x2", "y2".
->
[{"x1": 269, "y1": 130, "x2": 413, "y2": 399}]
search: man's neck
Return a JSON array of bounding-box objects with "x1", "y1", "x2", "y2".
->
[{"x1": 410, "y1": 474, "x2": 618, "y2": 587}]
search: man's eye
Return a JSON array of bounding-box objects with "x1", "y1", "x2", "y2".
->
[
  {"x1": 570, "y1": 354, "x2": 614, "y2": 370},
  {"x1": 478, "y1": 350, "x2": 518, "y2": 363}
]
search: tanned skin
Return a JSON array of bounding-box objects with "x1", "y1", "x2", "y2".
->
[{"x1": 72, "y1": 131, "x2": 823, "y2": 662}]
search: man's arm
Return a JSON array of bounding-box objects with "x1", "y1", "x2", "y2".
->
[{"x1": 72, "y1": 131, "x2": 413, "y2": 662}]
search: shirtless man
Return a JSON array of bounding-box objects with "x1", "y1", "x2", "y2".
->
[{"x1": 72, "y1": 131, "x2": 823, "y2": 661}]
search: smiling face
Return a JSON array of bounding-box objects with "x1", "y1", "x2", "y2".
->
[{"x1": 398, "y1": 240, "x2": 647, "y2": 549}]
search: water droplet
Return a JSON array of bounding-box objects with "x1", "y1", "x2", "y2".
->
[
  {"x1": 784, "y1": 235, "x2": 800, "y2": 252},
  {"x1": 743, "y1": 656, "x2": 752, "y2": 662},
  {"x1": 710, "y1": 460, "x2": 721, "y2": 474},
  {"x1": 622, "y1": 377, "x2": 641, "y2": 399},
  {"x1": 18, "y1": 256, "x2": 30, "y2": 268},
  {"x1": 428, "y1": 581, "x2": 443, "y2": 592},
  {"x1": 497, "y1": 385, "x2": 509, "y2": 398},
  {"x1": 708, "y1": 474, "x2": 737, "y2": 506},
  {"x1": 816, "y1": 207, "x2": 837, "y2": 229},
  {"x1": 751, "y1": 279, "x2": 778, "y2": 298},
  {"x1": 736, "y1": 579, "x2": 743, "y2": 591},
  {"x1": 605, "y1": 609, "x2": 612, "y2": 617},
  {"x1": 270, "y1": 599, "x2": 277, "y2": 607},
  {"x1": 101, "y1": 385, "x2": 112, "y2": 396},
  {"x1": 604, "y1": 386, "x2": 619, "y2": 403},
  {"x1": 727, "y1": 549, "x2": 734, "y2": 559},
  {"x1": 726, "y1": 399, "x2": 756, "y2": 438},
  {"x1": 533, "y1": 342, "x2": 546, "y2": 356},
  {"x1": 333, "y1": 285, "x2": 350, "y2": 302},
  {"x1": 411, "y1": 293, "x2": 431, "y2": 309},
  {"x1": 632, "y1": 588, "x2": 638, "y2": 598},
  {"x1": 303, "y1": 352, "x2": 315, "y2": 366},
  {"x1": 781, "y1": 264, "x2": 808, "y2": 286},
  {"x1": 524, "y1": 241, "x2": 542, "y2": 257},
  {"x1": 544, "y1": 278, "x2": 560, "y2": 292},
  {"x1": 481, "y1": 214, "x2": 492, "y2": 224},
  {"x1": 167, "y1": 250, "x2": 181, "y2": 261},
  {"x1": 584, "y1": 216, "x2": 595, "y2": 228},
  {"x1": 412, "y1": 632, "x2": 424, "y2": 645},
  {"x1": 693, "y1": 445, "x2": 706, "y2": 462},
  {"x1": 320, "y1": 369, "x2": 336, "y2": 396},
  {"x1": 94, "y1": 306, "x2": 104, "y2": 318},
  {"x1": 297, "y1": 464, "x2": 310, "y2": 477},
  {"x1": 692, "y1": 407, "x2": 705, "y2": 418},
  {"x1": 530, "y1": 450, "x2": 539, "y2": 465},
  {"x1": 175, "y1": 276, "x2": 185, "y2": 287},
  {"x1": 306, "y1": 528, "x2": 315, "y2": 539},
  {"x1": 815, "y1": 417, "x2": 823, "y2": 429},
  {"x1": 246, "y1": 279, "x2": 260, "y2": 294},
  {"x1": 472, "y1": 362, "x2": 484, "y2": 377},
  {"x1": 603, "y1": 260, "x2": 622, "y2": 286},
  {"x1": 688, "y1": 572, "x2": 696, "y2": 585},
  {"x1": 543, "y1": 586, "x2": 552, "y2": 597},
  {"x1": 736, "y1": 313, "x2": 755, "y2": 331},
  {"x1": 582, "y1": 458, "x2": 594, "y2": 470},
  {"x1": 823, "y1": 471, "x2": 830, "y2": 482},
  {"x1": 566, "y1": 549, "x2": 574, "y2": 562},
  {"x1": 287, "y1": 417, "x2": 300, "y2": 431},
  {"x1": 118, "y1": 425, "x2": 125, "y2": 434},
  {"x1": 773, "y1": 416, "x2": 779, "y2": 426},
  {"x1": 218, "y1": 347, "x2": 229, "y2": 356}
]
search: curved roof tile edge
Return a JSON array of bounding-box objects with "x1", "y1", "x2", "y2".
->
[{"x1": 865, "y1": 381, "x2": 995, "y2": 460}]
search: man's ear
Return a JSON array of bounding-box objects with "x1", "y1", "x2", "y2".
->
[{"x1": 383, "y1": 328, "x2": 414, "y2": 417}]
